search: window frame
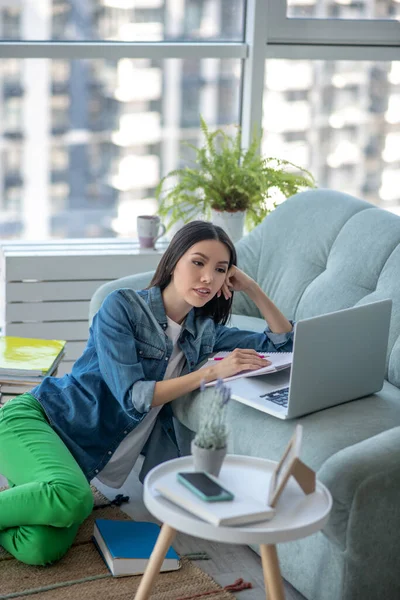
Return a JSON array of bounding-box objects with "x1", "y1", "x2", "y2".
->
[{"x1": 266, "y1": 0, "x2": 400, "y2": 48}]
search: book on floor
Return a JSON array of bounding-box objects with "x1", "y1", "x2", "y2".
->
[
  {"x1": 156, "y1": 477, "x2": 275, "y2": 527},
  {"x1": 0, "y1": 336, "x2": 66, "y2": 378},
  {"x1": 202, "y1": 351, "x2": 292, "y2": 386},
  {"x1": 92, "y1": 519, "x2": 181, "y2": 577}
]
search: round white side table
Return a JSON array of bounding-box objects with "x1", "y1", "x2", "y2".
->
[{"x1": 135, "y1": 455, "x2": 332, "y2": 600}]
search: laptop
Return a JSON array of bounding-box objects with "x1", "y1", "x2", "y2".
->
[{"x1": 228, "y1": 299, "x2": 392, "y2": 420}]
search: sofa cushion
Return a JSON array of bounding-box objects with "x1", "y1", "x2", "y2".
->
[
  {"x1": 232, "y1": 189, "x2": 369, "y2": 320},
  {"x1": 233, "y1": 189, "x2": 400, "y2": 388},
  {"x1": 89, "y1": 271, "x2": 154, "y2": 324},
  {"x1": 228, "y1": 314, "x2": 265, "y2": 332}
]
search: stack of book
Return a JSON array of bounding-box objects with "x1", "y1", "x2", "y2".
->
[{"x1": 0, "y1": 336, "x2": 66, "y2": 404}]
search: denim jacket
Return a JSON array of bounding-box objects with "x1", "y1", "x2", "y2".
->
[{"x1": 31, "y1": 286, "x2": 294, "y2": 481}]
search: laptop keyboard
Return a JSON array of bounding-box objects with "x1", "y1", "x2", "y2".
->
[{"x1": 259, "y1": 387, "x2": 289, "y2": 408}]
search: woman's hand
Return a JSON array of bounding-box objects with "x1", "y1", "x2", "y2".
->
[
  {"x1": 218, "y1": 266, "x2": 257, "y2": 300},
  {"x1": 206, "y1": 348, "x2": 271, "y2": 381}
]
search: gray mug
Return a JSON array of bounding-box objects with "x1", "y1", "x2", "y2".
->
[{"x1": 137, "y1": 215, "x2": 166, "y2": 249}]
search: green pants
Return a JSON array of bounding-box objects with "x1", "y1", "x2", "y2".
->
[{"x1": 0, "y1": 393, "x2": 93, "y2": 565}]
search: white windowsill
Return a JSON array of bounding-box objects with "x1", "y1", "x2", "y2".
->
[{"x1": 0, "y1": 238, "x2": 169, "y2": 257}]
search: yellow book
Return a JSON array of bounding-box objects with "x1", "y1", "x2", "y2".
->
[{"x1": 0, "y1": 336, "x2": 66, "y2": 378}]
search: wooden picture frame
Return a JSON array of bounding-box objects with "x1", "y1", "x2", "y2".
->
[{"x1": 268, "y1": 424, "x2": 316, "y2": 508}]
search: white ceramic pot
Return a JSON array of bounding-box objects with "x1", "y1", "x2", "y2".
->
[
  {"x1": 191, "y1": 439, "x2": 227, "y2": 477},
  {"x1": 210, "y1": 209, "x2": 245, "y2": 243}
]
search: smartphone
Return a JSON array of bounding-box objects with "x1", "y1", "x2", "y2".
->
[{"x1": 177, "y1": 471, "x2": 235, "y2": 502}]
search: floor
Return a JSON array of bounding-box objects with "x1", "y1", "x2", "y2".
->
[{"x1": 0, "y1": 465, "x2": 305, "y2": 600}]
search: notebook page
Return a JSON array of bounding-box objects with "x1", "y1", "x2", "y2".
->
[{"x1": 201, "y1": 352, "x2": 293, "y2": 386}]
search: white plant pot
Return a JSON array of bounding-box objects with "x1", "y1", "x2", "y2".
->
[
  {"x1": 191, "y1": 439, "x2": 227, "y2": 477},
  {"x1": 210, "y1": 209, "x2": 245, "y2": 243}
]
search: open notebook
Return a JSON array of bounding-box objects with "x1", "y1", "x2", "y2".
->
[{"x1": 201, "y1": 351, "x2": 292, "y2": 387}]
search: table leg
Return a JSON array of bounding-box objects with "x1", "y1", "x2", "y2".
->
[
  {"x1": 135, "y1": 523, "x2": 177, "y2": 600},
  {"x1": 260, "y1": 544, "x2": 285, "y2": 600}
]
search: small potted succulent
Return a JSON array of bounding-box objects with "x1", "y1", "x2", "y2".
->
[{"x1": 191, "y1": 379, "x2": 231, "y2": 477}]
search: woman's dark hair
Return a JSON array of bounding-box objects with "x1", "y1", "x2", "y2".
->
[{"x1": 148, "y1": 220, "x2": 237, "y2": 325}]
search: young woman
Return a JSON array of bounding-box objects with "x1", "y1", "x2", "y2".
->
[{"x1": 0, "y1": 220, "x2": 293, "y2": 566}]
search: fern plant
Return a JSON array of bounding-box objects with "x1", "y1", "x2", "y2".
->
[{"x1": 156, "y1": 116, "x2": 316, "y2": 231}]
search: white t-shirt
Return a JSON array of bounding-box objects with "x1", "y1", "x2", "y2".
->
[{"x1": 96, "y1": 316, "x2": 185, "y2": 488}]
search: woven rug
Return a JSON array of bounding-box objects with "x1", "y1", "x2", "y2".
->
[{"x1": 0, "y1": 488, "x2": 235, "y2": 600}]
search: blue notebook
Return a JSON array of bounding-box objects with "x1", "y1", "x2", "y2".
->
[{"x1": 93, "y1": 519, "x2": 180, "y2": 577}]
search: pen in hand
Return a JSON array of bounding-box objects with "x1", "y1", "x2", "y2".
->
[{"x1": 211, "y1": 354, "x2": 269, "y2": 361}]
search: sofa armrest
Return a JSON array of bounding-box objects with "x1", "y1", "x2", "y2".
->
[
  {"x1": 88, "y1": 271, "x2": 155, "y2": 324},
  {"x1": 318, "y1": 426, "x2": 400, "y2": 552}
]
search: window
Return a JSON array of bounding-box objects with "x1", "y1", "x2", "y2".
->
[
  {"x1": 0, "y1": 0, "x2": 399, "y2": 240},
  {"x1": 0, "y1": 57, "x2": 241, "y2": 239},
  {"x1": 263, "y1": 59, "x2": 400, "y2": 207},
  {"x1": 3, "y1": 0, "x2": 244, "y2": 41}
]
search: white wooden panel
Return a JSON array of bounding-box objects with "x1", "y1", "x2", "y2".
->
[
  {"x1": 5, "y1": 253, "x2": 162, "y2": 281},
  {"x1": 57, "y1": 360, "x2": 75, "y2": 377},
  {"x1": 0, "y1": 394, "x2": 16, "y2": 405},
  {"x1": 1, "y1": 242, "x2": 166, "y2": 356},
  {"x1": 7, "y1": 301, "x2": 89, "y2": 322},
  {"x1": 6, "y1": 321, "x2": 88, "y2": 339},
  {"x1": 0, "y1": 385, "x2": 34, "y2": 395},
  {"x1": 6, "y1": 280, "x2": 108, "y2": 302},
  {"x1": 64, "y1": 341, "x2": 87, "y2": 361}
]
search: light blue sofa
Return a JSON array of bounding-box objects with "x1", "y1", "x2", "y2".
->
[{"x1": 89, "y1": 189, "x2": 400, "y2": 600}]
